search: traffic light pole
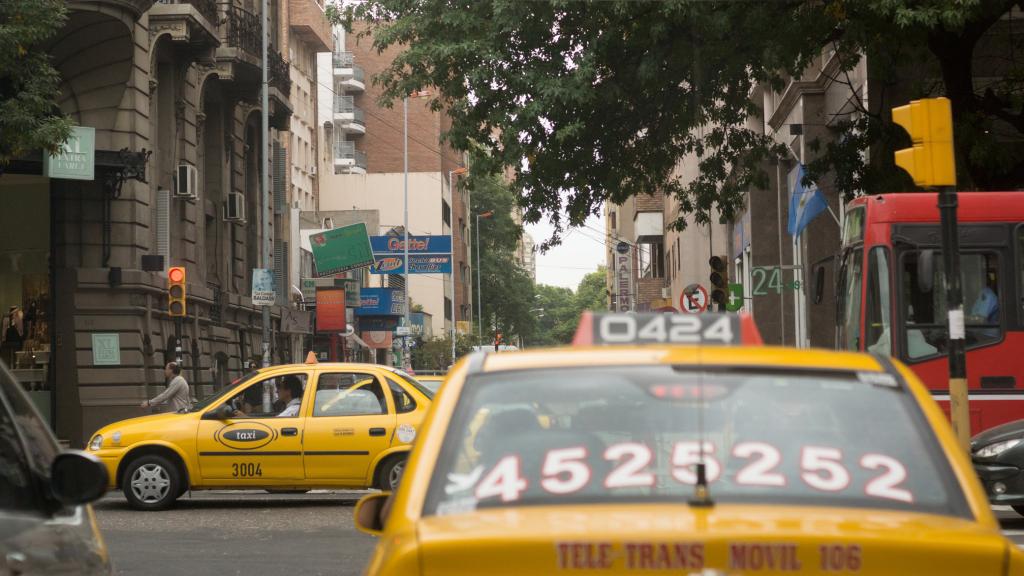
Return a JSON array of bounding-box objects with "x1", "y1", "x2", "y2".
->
[
  {"x1": 174, "y1": 318, "x2": 183, "y2": 365},
  {"x1": 939, "y1": 186, "x2": 969, "y2": 450}
]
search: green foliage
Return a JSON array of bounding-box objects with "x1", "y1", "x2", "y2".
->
[
  {"x1": 412, "y1": 333, "x2": 475, "y2": 371},
  {"x1": 333, "y1": 0, "x2": 1023, "y2": 236},
  {"x1": 0, "y1": 0, "x2": 72, "y2": 165},
  {"x1": 529, "y1": 267, "x2": 608, "y2": 347},
  {"x1": 575, "y1": 267, "x2": 608, "y2": 312}
]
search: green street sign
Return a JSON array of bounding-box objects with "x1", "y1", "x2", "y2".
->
[
  {"x1": 45, "y1": 126, "x2": 95, "y2": 181},
  {"x1": 309, "y1": 223, "x2": 374, "y2": 276},
  {"x1": 725, "y1": 283, "x2": 744, "y2": 312},
  {"x1": 751, "y1": 266, "x2": 802, "y2": 296}
]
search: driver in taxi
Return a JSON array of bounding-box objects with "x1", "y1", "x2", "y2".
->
[{"x1": 276, "y1": 376, "x2": 303, "y2": 417}]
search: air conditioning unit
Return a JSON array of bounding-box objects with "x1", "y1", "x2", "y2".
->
[
  {"x1": 661, "y1": 287, "x2": 670, "y2": 298},
  {"x1": 224, "y1": 192, "x2": 246, "y2": 222},
  {"x1": 175, "y1": 164, "x2": 198, "y2": 199}
]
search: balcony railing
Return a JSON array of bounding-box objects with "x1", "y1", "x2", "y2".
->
[
  {"x1": 351, "y1": 66, "x2": 365, "y2": 83},
  {"x1": 334, "y1": 140, "x2": 367, "y2": 169},
  {"x1": 225, "y1": 4, "x2": 260, "y2": 56},
  {"x1": 268, "y1": 46, "x2": 291, "y2": 96},
  {"x1": 333, "y1": 95, "x2": 365, "y2": 125},
  {"x1": 156, "y1": 0, "x2": 219, "y2": 25},
  {"x1": 333, "y1": 51, "x2": 354, "y2": 68}
]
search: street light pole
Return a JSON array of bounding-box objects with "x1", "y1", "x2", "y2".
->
[
  {"x1": 474, "y1": 211, "x2": 492, "y2": 346},
  {"x1": 260, "y1": 0, "x2": 270, "y2": 367},
  {"x1": 403, "y1": 95, "x2": 409, "y2": 369}
]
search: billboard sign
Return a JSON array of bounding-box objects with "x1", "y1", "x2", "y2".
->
[
  {"x1": 315, "y1": 289, "x2": 347, "y2": 332},
  {"x1": 371, "y1": 254, "x2": 452, "y2": 275},
  {"x1": 370, "y1": 235, "x2": 452, "y2": 254},
  {"x1": 370, "y1": 235, "x2": 452, "y2": 274},
  {"x1": 355, "y1": 287, "x2": 405, "y2": 316},
  {"x1": 309, "y1": 223, "x2": 374, "y2": 276}
]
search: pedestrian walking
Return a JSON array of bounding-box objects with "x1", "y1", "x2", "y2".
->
[{"x1": 142, "y1": 362, "x2": 192, "y2": 413}]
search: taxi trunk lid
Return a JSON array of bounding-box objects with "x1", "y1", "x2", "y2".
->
[{"x1": 417, "y1": 504, "x2": 1008, "y2": 575}]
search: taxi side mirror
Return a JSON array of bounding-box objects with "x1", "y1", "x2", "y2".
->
[{"x1": 354, "y1": 492, "x2": 391, "y2": 536}]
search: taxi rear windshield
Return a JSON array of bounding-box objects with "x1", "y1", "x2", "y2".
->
[{"x1": 424, "y1": 366, "x2": 968, "y2": 518}]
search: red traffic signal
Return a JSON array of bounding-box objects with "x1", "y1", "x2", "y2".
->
[{"x1": 168, "y1": 266, "x2": 187, "y2": 317}]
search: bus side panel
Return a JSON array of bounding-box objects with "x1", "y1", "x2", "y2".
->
[{"x1": 913, "y1": 332, "x2": 1024, "y2": 434}]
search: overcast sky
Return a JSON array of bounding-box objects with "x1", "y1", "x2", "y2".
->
[{"x1": 525, "y1": 212, "x2": 606, "y2": 290}]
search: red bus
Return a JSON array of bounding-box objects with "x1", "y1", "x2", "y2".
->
[{"x1": 828, "y1": 192, "x2": 1024, "y2": 434}]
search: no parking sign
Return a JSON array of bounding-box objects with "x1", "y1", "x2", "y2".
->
[{"x1": 679, "y1": 284, "x2": 709, "y2": 314}]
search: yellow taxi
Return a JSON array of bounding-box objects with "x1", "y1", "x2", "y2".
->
[
  {"x1": 354, "y1": 312, "x2": 1024, "y2": 575},
  {"x1": 415, "y1": 374, "x2": 446, "y2": 394},
  {"x1": 87, "y1": 359, "x2": 433, "y2": 510}
]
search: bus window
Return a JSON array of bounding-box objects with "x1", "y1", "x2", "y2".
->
[
  {"x1": 838, "y1": 248, "x2": 863, "y2": 350},
  {"x1": 901, "y1": 252, "x2": 1002, "y2": 361},
  {"x1": 866, "y1": 248, "x2": 892, "y2": 355},
  {"x1": 842, "y1": 207, "x2": 865, "y2": 246}
]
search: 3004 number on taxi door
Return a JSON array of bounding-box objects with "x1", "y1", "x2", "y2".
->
[{"x1": 232, "y1": 463, "x2": 262, "y2": 478}]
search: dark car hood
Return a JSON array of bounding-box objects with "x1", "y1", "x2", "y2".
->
[
  {"x1": 972, "y1": 419, "x2": 1024, "y2": 451},
  {"x1": 0, "y1": 507, "x2": 109, "y2": 575}
]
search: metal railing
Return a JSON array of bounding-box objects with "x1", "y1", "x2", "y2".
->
[
  {"x1": 333, "y1": 140, "x2": 367, "y2": 169},
  {"x1": 351, "y1": 66, "x2": 365, "y2": 83},
  {"x1": 333, "y1": 95, "x2": 365, "y2": 125},
  {"x1": 156, "y1": 0, "x2": 219, "y2": 25},
  {"x1": 268, "y1": 46, "x2": 291, "y2": 96},
  {"x1": 333, "y1": 51, "x2": 354, "y2": 68},
  {"x1": 225, "y1": 4, "x2": 260, "y2": 55}
]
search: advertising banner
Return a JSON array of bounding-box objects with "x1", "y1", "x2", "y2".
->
[
  {"x1": 370, "y1": 254, "x2": 453, "y2": 275},
  {"x1": 251, "y1": 269, "x2": 275, "y2": 306},
  {"x1": 309, "y1": 223, "x2": 374, "y2": 276},
  {"x1": 362, "y1": 331, "x2": 393, "y2": 349},
  {"x1": 370, "y1": 235, "x2": 452, "y2": 254},
  {"x1": 355, "y1": 287, "x2": 406, "y2": 316},
  {"x1": 315, "y1": 289, "x2": 347, "y2": 332}
]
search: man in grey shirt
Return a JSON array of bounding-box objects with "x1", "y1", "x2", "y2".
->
[{"x1": 141, "y1": 362, "x2": 192, "y2": 413}]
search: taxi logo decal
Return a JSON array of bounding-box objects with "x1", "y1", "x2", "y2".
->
[{"x1": 215, "y1": 422, "x2": 277, "y2": 450}]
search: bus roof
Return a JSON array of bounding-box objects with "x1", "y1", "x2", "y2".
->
[{"x1": 848, "y1": 192, "x2": 1024, "y2": 224}]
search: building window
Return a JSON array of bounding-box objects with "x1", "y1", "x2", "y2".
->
[
  {"x1": 444, "y1": 297, "x2": 453, "y2": 321},
  {"x1": 610, "y1": 212, "x2": 617, "y2": 230},
  {"x1": 442, "y1": 199, "x2": 451, "y2": 227},
  {"x1": 638, "y1": 241, "x2": 664, "y2": 279}
]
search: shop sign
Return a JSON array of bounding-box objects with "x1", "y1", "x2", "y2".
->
[
  {"x1": 310, "y1": 223, "x2": 374, "y2": 276},
  {"x1": 315, "y1": 289, "x2": 346, "y2": 332},
  {"x1": 615, "y1": 249, "x2": 633, "y2": 312},
  {"x1": 300, "y1": 278, "x2": 316, "y2": 301},
  {"x1": 370, "y1": 235, "x2": 452, "y2": 254},
  {"x1": 45, "y1": 126, "x2": 95, "y2": 181},
  {"x1": 92, "y1": 333, "x2": 121, "y2": 366},
  {"x1": 355, "y1": 287, "x2": 405, "y2": 316},
  {"x1": 370, "y1": 254, "x2": 452, "y2": 275},
  {"x1": 251, "y1": 269, "x2": 275, "y2": 306},
  {"x1": 363, "y1": 331, "x2": 393, "y2": 349},
  {"x1": 303, "y1": 277, "x2": 361, "y2": 306}
]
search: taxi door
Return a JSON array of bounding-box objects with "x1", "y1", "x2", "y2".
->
[
  {"x1": 302, "y1": 369, "x2": 395, "y2": 480},
  {"x1": 195, "y1": 370, "x2": 309, "y2": 481}
]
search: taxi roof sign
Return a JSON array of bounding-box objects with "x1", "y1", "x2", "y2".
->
[{"x1": 573, "y1": 312, "x2": 763, "y2": 346}]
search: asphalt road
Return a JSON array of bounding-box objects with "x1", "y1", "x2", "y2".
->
[
  {"x1": 94, "y1": 490, "x2": 376, "y2": 576},
  {"x1": 94, "y1": 492, "x2": 1024, "y2": 575}
]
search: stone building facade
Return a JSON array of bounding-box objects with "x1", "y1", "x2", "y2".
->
[{"x1": 0, "y1": 0, "x2": 320, "y2": 446}]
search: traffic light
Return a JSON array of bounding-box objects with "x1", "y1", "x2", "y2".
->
[
  {"x1": 891, "y1": 97, "x2": 956, "y2": 187},
  {"x1": 168, "y1": 266, "x2": 187, "y2": 317},
  {"x1": 494, "y1": 331, "x2": 503, "y2": 351},
  {"x1": 709, "y1": 256, "x2": 728, "y2": 311}
]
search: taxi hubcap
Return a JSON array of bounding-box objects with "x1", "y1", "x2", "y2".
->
[
  {"x1": 389, "y1": 461, "x2": 405, "y2": 490},
  {"x1": 131, "y1": 463, "x2": 171, "y2": 503}
]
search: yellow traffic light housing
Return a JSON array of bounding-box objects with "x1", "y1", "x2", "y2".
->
[
  {"x1": 709, "y1": 255, "x2": 729, "y2": 309},
  {"x1": 891, "y1": 97, "x2": 956, "y2": 187},
  {"x1": 168, "y1": 266, "x2": 187, "y2": 317}
]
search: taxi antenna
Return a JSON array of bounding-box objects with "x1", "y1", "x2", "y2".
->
[{"x1": 688, "y1": 341, "x2": 714, "y2": 508}]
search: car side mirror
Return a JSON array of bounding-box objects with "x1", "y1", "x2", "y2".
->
[
  {"x1": 354, "y1": 492, "x2": 391, "y2": 536},
  {"x1": 917, "y1": 249, "x2": 935, "y2": 294},
  {"x1": 50, "y1": 451, "x2": 109, "y2": 505},
  {"x1": 203, "y1": 404, "x2": 234, "y2": 420}
]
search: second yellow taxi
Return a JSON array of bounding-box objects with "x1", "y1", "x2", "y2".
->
[
  {"x1": 355, "y1": 312, "x2": 1024, "y2": 575},
  {"x1": 88, "y1": 359, "x2": 433, "y2": 510}
]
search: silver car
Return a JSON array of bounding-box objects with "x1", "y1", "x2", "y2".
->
[{"x1": 0, "y1": 362, "x2": 111, "y2": 574}]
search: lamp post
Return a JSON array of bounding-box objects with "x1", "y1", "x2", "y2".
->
[
  {"x1": 403, "y1": 90, "x2": 430, "y2": 369},
  {"x1": 474, "y1": 210, "x2": 493, "y2": 346},
  {"x1": 447, "y1": 166, "x2": 468, "y2": 363}
]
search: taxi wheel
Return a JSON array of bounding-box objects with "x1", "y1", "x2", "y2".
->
[
  {"x1": 123, "y1": 455, "x2": 181, "y2": 511},
  {"x1": 376, "y1": 456, "x2": 406, "y2": 491}
]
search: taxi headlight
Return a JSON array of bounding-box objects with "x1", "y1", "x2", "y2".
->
[
  {"x1": 88, "y1": 435, "x2": 103, "y2": 451},
  {"x1": 977, "y1": 438, "x2": 1021, "y2": 458}
]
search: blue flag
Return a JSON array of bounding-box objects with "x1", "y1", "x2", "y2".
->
[{"x1": 788, "y1": 164, "x2": 828, "y2": 237}]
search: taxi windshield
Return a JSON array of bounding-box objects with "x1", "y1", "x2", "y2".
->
[{"x1": 424, "y1": 366, "x2": 968, "y2": 518}]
